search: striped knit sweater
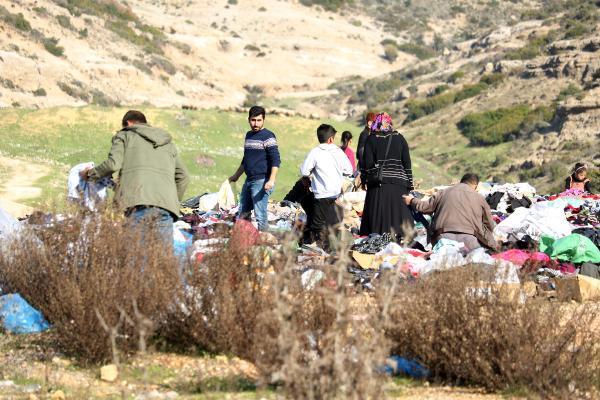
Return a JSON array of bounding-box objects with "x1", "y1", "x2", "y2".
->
[
  {"x1": 241, "y1": 128, "x2": 281, "y2": 181},
  {"x1": 361, "y1": 132, "x2": 413, "y2": 189}
]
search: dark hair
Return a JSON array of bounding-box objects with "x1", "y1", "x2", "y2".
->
[
  {"x1": 248, "y1": 106, "x2": 266, "y2": 119},
  {"x1": 365, "y1": 112, "x2": 376, "y2": 124},
  {"x1": 460, "y1": 173, "x2": 479, "y2": 185},
  {"x1": 340, "y1": 131, "x2": 352, "y2": 150},
  {"x1": 317, "y1": 124, "x2": 337, "y2": 144},
  {"x1": 122, "y1": 110, "x2": 147, "y2": 127},
  {"x1": 573, "y1": 162, "x2": 587, "y2": 174}
]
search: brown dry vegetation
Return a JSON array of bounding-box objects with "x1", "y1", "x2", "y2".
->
[{"x1": 1, "y1": 215, "x2": 600, "y2": 398}]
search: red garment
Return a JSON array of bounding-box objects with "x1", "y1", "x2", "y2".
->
[{"x1": 343, "y1": 147, "x2": 357, "y2": 173}]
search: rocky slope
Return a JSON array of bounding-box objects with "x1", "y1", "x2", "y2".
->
[{"x1": 0, "y1": 0, "x2": 410, "y2": 110}]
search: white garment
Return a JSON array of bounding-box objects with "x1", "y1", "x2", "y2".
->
[
  {"x1": 67, "y1": 162, "x2": 113, "y2": 211},
  {"x1": 493, "y1": 202, "x2": 572, "y2": 241},
  {"x1": 300, "y1": 143, "x2": 353, "y2": 199},
  {"x1": 0, "y1": 207, "x2": 19, "y2": 239}
]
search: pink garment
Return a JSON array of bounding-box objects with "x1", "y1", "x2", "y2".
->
[
  {"x1": 343, "y1": 147, "x2": 357, "y2": 173},
  {"x1": 530, "y1": 252, "x2": 551, "y2": 263},
  {"x1": 493, "y1": 250, "x2": 551, "y2": 266},
  {"x1": 493, "y1": 250, "x2": 532, "y2": 266}
]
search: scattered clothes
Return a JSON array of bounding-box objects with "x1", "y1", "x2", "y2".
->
[
  {"x1": 67, "y1": 162, "x2": 113, "y2": 211},
  {"x1": 230, "y1": 219, "x2": 260, "y2": 252},
  {"x1": 301, "y1": 269, "x2": 326, "y2": 290},
  {"x1": 0, "y1": 294, "x2": 50, "y2": 334},
  {"x1": 351, "y1": 233, "x2": 396, "y2": 254},
  {"x1": 572, "y1": 228, "x2": 600, "y2": 249},
  {"x1": 383, "y1": 356, "x2": 430, "y2": 379},
  {"x1": 492, "y1": 250, "x2": 550, "y2": 266},
  {"x1": 494, "y1": 202, "x2": 572, "y2": 241},
  {"x1": 540, "y1": 234, "x2": 600, "y2": 264}
]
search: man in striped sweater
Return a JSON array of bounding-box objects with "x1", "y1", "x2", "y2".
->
[{"x1": 229, "y1": 106, "x2": 281, "y2": 231}]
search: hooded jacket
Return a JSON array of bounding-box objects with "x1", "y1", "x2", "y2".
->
[{"x1": 89, "y1": 123, "x2": 190, "y2": 216}]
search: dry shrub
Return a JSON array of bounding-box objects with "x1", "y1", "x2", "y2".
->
[
  {"x1": 381, "y1": 265, "x2": 600, "y2": 396},
  {"x1": 164, "y1": 233, "x2": 393, "y2": 399},
  {"x1": 0, "y1": 211, "x2": 181, "y2": 363},
  {"x1": 162, "y1": 244, "x2": 276, "y2": 360},
  {"x1": 256, "y1": 242, "x2": 394, "y2": 400}
]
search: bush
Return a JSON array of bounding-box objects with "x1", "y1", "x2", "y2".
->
[
  {"x1": 380, "y1": 266, "x2": 600, "y2": 396},
  {"x1": 505, "y1": 36, "x2": 551, "y2": 60},
  {"x1": 447, "y1": 70, "x2": 465, "y2": 83},
  {"x1": 430, "y1": 84, "x2": 449, "y2": 96},
  {"x1": 457, "y1": 104, "x2": 533, "y2": 145},
  {"x1": 383, "y1": 44, "x2": 398, "y2": 62},
  {"x1": 56, "y1": 14, "x2": 73, "y2": 30},
  {"x1": 42, "y1": 37, "x2": 65, "y2": 57},
  {"x1": 244, "y1": 44, "x2": 260, "y2": 52},
  {"x1": 0, "y1": 213, "x2": 182, "y2": 363},
  {"x1": 147, "y1": 55, "x2": 177, "y2": 75},
  {"x1": 0, "y1": 6, "x2": 32, "y2": 32},
  {"x1": 405, "y1": 83, "x2": 489, "y2": 123},
  {"x1": 397, "y1": 42, "x2": 435, "y2": 60},
  {"x1": 298, "y1": 0, "x2": 350, "y2": 11},
  {"x1": 32, "y1": 88, "x2": 47, "y2": 97},
  {"x1": 105, "y1": 20, "x2": 164, "y2": 55},
  {"x1": 163, "y1": 234, "x2": 391, "y2": 398},
  {"x1": 454, "y1": 82, "x2": 488, "y2": 102},
  {"x1": 479, "y1": 73, "x2": 505, "y2": 86}
]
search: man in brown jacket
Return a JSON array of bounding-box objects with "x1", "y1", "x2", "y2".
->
[{"x1": 403, "y1": 173, "x2": 498, "y2": 251}]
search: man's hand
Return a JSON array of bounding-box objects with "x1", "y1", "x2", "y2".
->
[
  {"x1": 79, "y1": 167, "x2": 92, "y2": 181},
  {"x1": 228, "y1": 175, "x2": 239, "y2": 183},
  {"x1": 264, "y1": 179, "x2": 275, "y2": 191},
  {"x1": 402, "y1": 195, "x2": 414, "y2": 206}
]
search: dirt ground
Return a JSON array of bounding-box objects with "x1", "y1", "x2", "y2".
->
[
  {"x1": 0, "y1": 156, "x2": 49, "y2": 218},
  {"x1": 0, "y1": 332, "x2": 509, "y2": 400}
]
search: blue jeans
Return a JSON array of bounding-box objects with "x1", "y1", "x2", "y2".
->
[
  {"x1": 126, "y1": 206, "x2": 174, "y2": 245},
  {"x1": 239, "y1": 178, "x2": 272, "y2": 231}
]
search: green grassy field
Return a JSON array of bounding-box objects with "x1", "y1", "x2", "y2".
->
[{"x1": 0, "y1": 106, "x2": 450, "y2": 209}]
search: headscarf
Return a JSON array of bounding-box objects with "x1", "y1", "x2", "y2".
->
[
  {"x1": 370, "y1": 112, "x2": 394, "y2": 133},
  {"x1": 573, "y1": 163, "x2": 587, "y2": 173}
]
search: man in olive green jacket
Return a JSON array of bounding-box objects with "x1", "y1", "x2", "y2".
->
[{"x1": 82, "y1": 110, "x2": 189, "y2": 239}]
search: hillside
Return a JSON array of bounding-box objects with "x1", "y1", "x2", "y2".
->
[
  {"x1": 0, "y1": 0, "x2": 411, "y2": 113},
  {"x1": 318, "y1": 0, "x2": 600, "y2": 193}
]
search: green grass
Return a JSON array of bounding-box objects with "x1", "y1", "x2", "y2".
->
[{"x1": 0, "y1": 107, "x2": 448, "y2": 209}]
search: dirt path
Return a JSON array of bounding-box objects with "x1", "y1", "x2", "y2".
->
[{"x1": 0, "y1": 156, "x2": 50, "y2": 218}]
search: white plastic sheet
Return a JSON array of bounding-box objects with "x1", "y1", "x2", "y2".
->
[{"x1": 67, "y1": 162, "x2": 113, "y2": 211}]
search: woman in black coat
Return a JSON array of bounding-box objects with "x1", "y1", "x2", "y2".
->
[{"x1": 359, "y1": 113, "x2": 414, "y2": 238}]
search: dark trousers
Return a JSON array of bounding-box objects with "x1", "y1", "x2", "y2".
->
[{"x1": 309, "y1": 198, "x2": 342, "y2": 251}]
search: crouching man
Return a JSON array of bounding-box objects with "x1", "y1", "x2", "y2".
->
[
  {"x1": 403, "y1": 173, "x2": 499, "y2": 252},
  {"x1": 300, "y1": 124, "x2": 353, "y2": 250}
]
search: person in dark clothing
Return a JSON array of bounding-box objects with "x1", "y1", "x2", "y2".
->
[
  {"x1": 229, "y1": 106, "x2": 281, "y2": 231},
  {"x1": 565, "y1": 162, "x2": 593, "y2": 193},
  {"x1": 360, "y1": 113, "x2": 414, "y2": 238},
  {"x1": 283, "y1": 176, "x2": 315, "y2": 242},
  {"x1": 356, "y1": 112, "x2": 376, "y2": 170}
]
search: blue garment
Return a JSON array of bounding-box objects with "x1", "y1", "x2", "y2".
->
[
  {"x1": 126, "y1": 206, "x2": 174, "y2": 244},
  {"x1": 239, "y1": 178, "x2": 272, "y2": 232},
  {"x1": 241, "y1": 128, "x2": 281, "y2": 181}
]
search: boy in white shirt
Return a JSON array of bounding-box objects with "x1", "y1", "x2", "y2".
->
[{"x1": 300, "y1": 124, "x2": 353, "y2": 250}]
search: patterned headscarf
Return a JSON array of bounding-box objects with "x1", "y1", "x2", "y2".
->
[{"x1": 370, "y1": 112, "x2": 394, "y2": 133}]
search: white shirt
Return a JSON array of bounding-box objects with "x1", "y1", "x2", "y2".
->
[{"x1": 300, "y1": 143, "x2": 353, "y2": 199}]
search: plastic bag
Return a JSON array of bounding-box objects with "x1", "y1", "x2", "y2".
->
[
  {"x1": 198, "y1": 193, "x2": 219, "y2": 212},
  {"x1": 540, "y1": 234, "x2": 600, "y2": 264},
  {"x1": 217, "y1": 180, "x2": 236, "y2": 210},
  {"x1": 0, "y1": 293, "x2": 51, "y2": 334}
]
